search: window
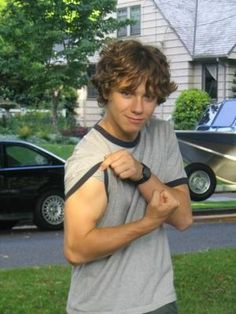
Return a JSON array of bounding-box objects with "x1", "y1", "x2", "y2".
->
[
  {"x1": 117, "y1": 5, "x2": 141, "y2": 37},
  {"x1": 87, "y1": 64, "x2": 98, "y2": 99},
  {"x1": 130, "y1": 6, "x2": 141, "y2": 35},
  {"x1": 212, "y1": 100, "x2": 236, "y2": 127},
  {"x1": 6, "y1": 145, "x2": 49, "y2": 167},
  {"x1": 117, "y1": 8, "x2": 128, "y2": 37},
  {"x1": 203, "y1": 64, "x2": 218, "y2": 99}
]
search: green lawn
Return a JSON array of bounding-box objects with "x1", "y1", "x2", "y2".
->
[
  {"x1": 0, "y1": 249, "x2": 235, "y2": 314},
  {"x1": 41, "y1": 143, "x2": 75, "y2": 160}
]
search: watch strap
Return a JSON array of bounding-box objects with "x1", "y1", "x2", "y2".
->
[{"x1": 134, "y1": 163, "x2": 151, "y2": 185}]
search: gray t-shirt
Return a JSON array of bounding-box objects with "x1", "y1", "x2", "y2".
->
[{"x1": 64, "y1": 118, "x2": 187, "y2": 314}]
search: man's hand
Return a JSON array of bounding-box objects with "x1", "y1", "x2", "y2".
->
[
  {"x1": 144, "y1": 189, "x2": 180, "y2": 227},
  {"x1": 100, "y1": 149, "x2": 143, "y2": 181}
]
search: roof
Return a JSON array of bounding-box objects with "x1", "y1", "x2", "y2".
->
[{"x1": 153, "y1": 0, "x2": 236, "y2": 58}]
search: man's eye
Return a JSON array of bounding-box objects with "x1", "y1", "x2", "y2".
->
[
  {"x1": 144, "y1": 95, "x2": 154, "y2": 101},
  {"x1": 121, "y1": 91, "x2": 131, "y2": 96}
]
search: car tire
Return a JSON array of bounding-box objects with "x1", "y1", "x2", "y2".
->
[
  {"x1": 185, "y1": 163, "x2": 217, "y2": 201},
  {"x1": 34, "y1": 190, "x2": 64, "y2": 230}
]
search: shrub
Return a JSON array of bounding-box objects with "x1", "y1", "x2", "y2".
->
[
  {"x1": 36, "y1": 130, "x2": 50, "y2": 141},
  {"x1": 61, "y1": 126, "x2": 88, "y2": 138},
  {"x1": 18, "y1": 125, "x2": 33, "y2": 139},
  {"x1": 172, "y1": 89, "x2": 211, "y2": 130}
]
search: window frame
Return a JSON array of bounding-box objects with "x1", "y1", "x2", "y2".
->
[
  {"x1": 202, "y1": 63, "x2": 218, "y2": 100},
  {"x1": 117, "y1": 5, "x2": 141, "y2": 38}
]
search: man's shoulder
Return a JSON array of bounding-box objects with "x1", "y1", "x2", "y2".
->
[
  {"x1": 147, "y1": 117, "x2": 172, "y2": 133},
  {"x1": 73, "y1": 127, "x2": 108, "y2": 154}
]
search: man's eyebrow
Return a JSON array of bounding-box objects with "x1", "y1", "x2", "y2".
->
[{"x1": 116, "y1": 86, "x2": 132, "y2": 92}]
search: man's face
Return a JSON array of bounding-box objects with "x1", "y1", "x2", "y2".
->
[{"x1": 102, "y1": 82, "x2": 157, "y2": 141}]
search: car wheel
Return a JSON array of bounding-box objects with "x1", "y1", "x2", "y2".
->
[
  {"x1": 0, "y1": 220, "x2": 18, "y2": 230},
  {"x1": 34, "y1": 190, "x2": 64, "y2": 230},
  {"x1": 185, "y1": 163, "x2": 217, "y2": 201}
]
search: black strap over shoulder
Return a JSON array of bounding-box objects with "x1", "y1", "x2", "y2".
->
[{"x1": 65, "y1": 162, "x2": 109, "y2": 201}]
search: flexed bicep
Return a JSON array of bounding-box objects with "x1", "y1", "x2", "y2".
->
[{"x1": 64, "y1": 177, "x2": 108, "y2": 264}]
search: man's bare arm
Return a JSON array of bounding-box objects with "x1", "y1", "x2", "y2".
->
[{"x1": 64, "y1": 177, "x2": 179, "y2": 265}]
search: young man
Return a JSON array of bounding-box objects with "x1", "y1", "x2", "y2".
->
[{"x1": 64, "y1": 39, "x2": 192, "y2": 314}]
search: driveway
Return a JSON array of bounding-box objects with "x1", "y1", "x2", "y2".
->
[{"x1": 0, "y1": 221, "x2": 235, "y2": 269}]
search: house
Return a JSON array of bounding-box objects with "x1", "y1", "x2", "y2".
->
[{"x1": 76, "y1": 0, "x2": 236, "y2": 127}]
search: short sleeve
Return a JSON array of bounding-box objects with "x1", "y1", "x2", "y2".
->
[{"x1": 64, "y1": 149, "x2": 105, "y2": 200}]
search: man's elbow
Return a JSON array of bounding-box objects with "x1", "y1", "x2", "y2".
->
[
  {"x1": 64, "y1": 245, "x2": 89, "y2": 265},
  {"x1": 177, "y1": 215, "x2": 193, "y2": 231}
]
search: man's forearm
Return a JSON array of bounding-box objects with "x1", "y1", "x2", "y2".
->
[
  {"x1": 65, "y1": 217, "x2": 162, "y2": 265},
  {"x1": 137, "y1": 174, "x2": 193, "y2": 230}
]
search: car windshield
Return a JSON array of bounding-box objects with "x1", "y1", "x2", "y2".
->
[
  {"x1": 197, "y1": 100, "x2": 236, "y2": 129},
  {"x1": 198, "y1": 103, "x2": 220, "y2": 127},
  {"x1": 211, "y1": 100, "x2": 236, "y2": 127}
]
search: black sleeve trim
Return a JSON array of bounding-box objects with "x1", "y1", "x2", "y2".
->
[
  {"x1": 65, "y1": 162, "x2": 109, "y2": 200},
  {"x1": 166, "y1": 177, "x2": 188, "y2": 187}
]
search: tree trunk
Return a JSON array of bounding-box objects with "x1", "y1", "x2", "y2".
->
[{"x1": 52, "y1": 89, "x2": 60, "y2": 134}]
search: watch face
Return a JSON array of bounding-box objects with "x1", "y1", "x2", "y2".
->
[{"x1": 143, "y1": 165, "x2": 151, "y2": 180}]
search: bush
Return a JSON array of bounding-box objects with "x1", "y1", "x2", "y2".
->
[
  {"x1": 172, "y1": 89, "x2": 211, "y2": 130},
  {"x1": 18, "y1": 125, "x2": 33, "y2": 139},
  {"x1": 60, "y1": 126, "x2": 88, "y2": 138}
]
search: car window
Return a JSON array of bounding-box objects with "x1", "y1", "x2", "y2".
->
[
  {"x1": 6, "y1": 145, "x2": 50, "y2": 167},
  {"x1": 212, "y1": 100, "x2": 236, "y2": 127},
  {"x1": 198, "y1": 103, "x2": 220, "y2": 127}
]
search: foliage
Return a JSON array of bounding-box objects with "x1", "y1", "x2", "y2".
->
[
  {"x1": 232, "y1": 70, "x2": 236, "y2": 97},
  {"x1": 0, "y1": 249, "x2": 235, "y2": 314},
  {"x1": 172, "y1": 89, "x2": 211, "y2": 130},
  {"x1": 0, "y1": 0, "x2": 6, "y2": 11},
  {"x1": 18, "y1": 124, "x2": 33, "y2": 139},
  {"x1": 0, "y1": 0, "x2": 130, "y2": 130},
  {"x1": 0, "y1": 111, "x2": 67, "y2": 137}
]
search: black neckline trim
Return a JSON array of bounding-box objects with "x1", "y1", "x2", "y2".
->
[{"x1": 94, "y1": 124, "x2": 140, "y2": 148}]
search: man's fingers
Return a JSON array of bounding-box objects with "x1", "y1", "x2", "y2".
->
[
  {"x1": 100, "y1": 158, "x2": 111, "y2": 171},
  {"x1": 100, "y1": 150, "x2": 123, "y2": 170},
  {"x1": 160, "y1": 189, "x2": 180, "y2": 207}
]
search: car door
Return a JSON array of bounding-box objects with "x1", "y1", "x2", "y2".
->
[
  {"x1": 1, "y1": 142, "x2": 56, "y2": 216},
  {"x1": 0, "y1": 143, "x2": 9, "y2": 214}
]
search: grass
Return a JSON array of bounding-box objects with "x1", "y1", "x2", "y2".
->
[
  {"x1": 192, "y1": 200, "x2": 236, "y2": 210},
  {"x1": 0, "y1": 249, "x2": 235, "y2": 314},
  {"x1": 174, "y1": 249, "x2": 236, "y2": 314},
  {"x1": 41, "y1": 143, "x2": 75, "y2": 160},
  {"x1": 0, "y1": 265, "x2": 70, "y2": 314}
]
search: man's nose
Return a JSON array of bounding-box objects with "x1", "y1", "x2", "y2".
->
[{"x1": 131, "y1": 97, "x2": 143, "y2": 114}]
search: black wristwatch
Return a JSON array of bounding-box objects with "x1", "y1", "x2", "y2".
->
[{"x1": 134, "y1": 163, "x2": 151, "y2": 185}]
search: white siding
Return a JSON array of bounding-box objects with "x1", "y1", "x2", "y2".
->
[
  {"x1": 228, "y1": 46, "x2": 236, "y2": 59},
  {"x1": 225, "y1": 63, "x2": 236, "y2": 99},
  {"x1": 190, "y1": 64, "x2": 201, "y2": 88}
]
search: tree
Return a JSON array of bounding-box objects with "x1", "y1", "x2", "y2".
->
[
  {"x1": 0, "y1": 0, "x2": 128, "y2": 131},
  {"x1": 172, "y1": 89, "x2": 211, "y2": 130}
]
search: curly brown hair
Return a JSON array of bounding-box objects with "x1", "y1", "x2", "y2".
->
[{"x1": 91, "y1": 39, "x2": 177, "y2": 107}]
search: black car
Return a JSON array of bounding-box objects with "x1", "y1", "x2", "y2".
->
[{"x1": 0, "y1": 140, "x2": 65, "y2": 230}]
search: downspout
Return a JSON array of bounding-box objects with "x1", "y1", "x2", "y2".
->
[
  {"x1": 192, "y1": 0, "x2": 198, "y2": 57},
  {"x1": 216, "y1": 57, "x2": 220, "y2": 101}
]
